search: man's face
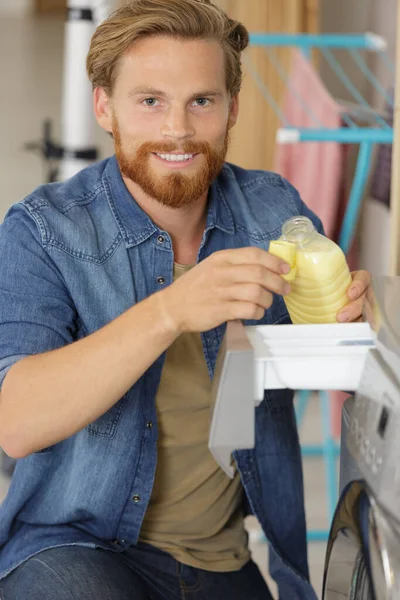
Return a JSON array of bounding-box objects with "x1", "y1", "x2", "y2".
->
[{"x1": 95, "y1": 36, "x2": 239, "y2": 208}]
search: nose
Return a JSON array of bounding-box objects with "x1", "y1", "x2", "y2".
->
[{"x1": 160, "y1": 106, "x2": 195, "y2": 142}]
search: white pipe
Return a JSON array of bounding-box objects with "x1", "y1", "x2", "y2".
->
[
  {"x1": 92, "y1": 0, "x2": 115, "y2": 25},
  {"x1": 59, "y1": 0, "x2": 115, "y2": 181}
]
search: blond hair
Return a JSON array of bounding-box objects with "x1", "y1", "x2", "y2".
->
[{"x1": 86, "y1": 0, "x2": 249, "y2": 97}]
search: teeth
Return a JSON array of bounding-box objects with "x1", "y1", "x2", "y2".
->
[{"x1": 156, "y1": 153, "x2": 194, "y2": 162}]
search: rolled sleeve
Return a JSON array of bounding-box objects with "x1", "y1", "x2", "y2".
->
[{"x1": 0, "y1": 205, "x2": 76, "y2": 388}]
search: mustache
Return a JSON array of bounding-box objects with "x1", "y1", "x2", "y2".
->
[{"x1": 138, "y1": 141, "x2": 212, "y2": 155}]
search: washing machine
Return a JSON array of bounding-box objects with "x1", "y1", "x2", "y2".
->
[
  {"x1": 323, "y1": 276, "x2": 400, "y2": 599},
  {"x1": 207, "y1": 275, "x2": 400, "y2": 598}
]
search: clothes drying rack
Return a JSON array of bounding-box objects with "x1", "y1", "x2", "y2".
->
[{"x1": 245, "y1": 32, "x2": 394, "y2": 542}]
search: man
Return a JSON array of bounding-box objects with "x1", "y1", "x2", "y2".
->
[{"x1": 0, "y1": 1, "x2": 369, "y2": 599}]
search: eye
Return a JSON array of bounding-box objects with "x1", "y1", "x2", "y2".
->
[
  {"x1": 143, "y1": 98, "x2": 159, "y2": 107},
  {"x1": 193, "y1": 98, "x2": 211, "y2": 107}
]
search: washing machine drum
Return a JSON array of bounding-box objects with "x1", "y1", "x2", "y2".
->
[{"x1": 323, "y1": 480, "x2": 400, "y2": 599}]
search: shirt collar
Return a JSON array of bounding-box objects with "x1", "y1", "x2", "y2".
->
[{"x1": 102, "y1": 155, "x2": 235, "y2": 248}]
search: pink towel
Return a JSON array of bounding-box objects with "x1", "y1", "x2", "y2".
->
[
  {"x1": 274, "y1": 49, "x2": 354, "y2": 439},
  {"x1": 274, "y1": 49, "x2": 343, "y2": 239}
]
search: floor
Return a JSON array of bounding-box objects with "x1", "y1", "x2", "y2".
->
[{"x1": 0, "y1": 12, "x2": 334, "y2": 599}]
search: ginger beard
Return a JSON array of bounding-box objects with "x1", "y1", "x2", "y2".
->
[{"x1": 112, "y1": 117, "x2": 230, "y2": 209}]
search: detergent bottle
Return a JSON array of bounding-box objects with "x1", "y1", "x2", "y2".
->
[{"x1": 269, "y1": 216, "x2": 352, "y2": 324}]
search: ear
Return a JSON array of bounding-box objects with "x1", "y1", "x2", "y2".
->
[
  {"x1": 228, "y1": 94, "x2": 239, "y2": 130},
  {"x1": 93, "y1": 87, "x2": 113, "y2": 133}
]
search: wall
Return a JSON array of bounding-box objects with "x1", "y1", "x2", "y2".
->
[
  {"x1": 0, "y1": 0, "x2": 33, "y2": 15},
  {"x1": 364, "y1": 0, "x2": 396, "y2": 275},
  {"x1": 320, "y1": 0, "x2": 396, "y2": 108},
  {"x1": 320, "y1": 0, "x2": 373, "y2": 101},
  {"x1": 369, "y1": 0, "x2": 397, "y2": 107}
]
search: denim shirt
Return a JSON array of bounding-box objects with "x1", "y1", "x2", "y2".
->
[{"x1": 0, "y1": 156, "x2": 322, "y2": 599}]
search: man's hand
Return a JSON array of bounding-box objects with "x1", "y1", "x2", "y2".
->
[
  {"x1": 337, "y1": 270, "x2": 371, "y2": 323},
  {"x1": 158, "y1": 248, "x2": 291, "y2": 334}
]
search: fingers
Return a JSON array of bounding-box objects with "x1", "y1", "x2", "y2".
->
[
  {"x1": 225, "y1": 283, "x2": 275, "y2": 310},
  {"x1": 227, "y1": 301, "x2": 266, "y2": 322},
  {"x1": 216, "y1": 247, "x2": 290, "y2": 275},
  {"x1": 337, "y1": 298, "x2": 364, "y2": 323},
  {"x1": 224, "y1": 264, "x2": 291, "y2": 297},
  {"x1": 338, "y1": 271, "x2": 371, "y2": 322},
  {"x1": 348, "y1": 270, "x2": 371, "y2": 300}
]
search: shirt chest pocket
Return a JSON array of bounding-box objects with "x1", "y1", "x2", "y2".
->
[{"x1": 86, "y1": 392, "x2": 128, "y2": 438}]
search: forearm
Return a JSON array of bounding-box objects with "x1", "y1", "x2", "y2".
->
[{"x1": 0, "y1": 292, "x2": 178, "y2": 458}]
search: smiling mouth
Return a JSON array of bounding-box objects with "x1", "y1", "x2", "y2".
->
[{"x1": 152, "y1": 152, "x2": 198, "y2": 163}]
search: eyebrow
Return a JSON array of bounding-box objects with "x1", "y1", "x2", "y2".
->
[{"x1": 128, "y1": 87, "x2": 223, "y2": 99}]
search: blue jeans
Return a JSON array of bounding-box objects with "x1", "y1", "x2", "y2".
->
[{"x1": 0, "y1": 542, "x2": 274, "y2": 599}]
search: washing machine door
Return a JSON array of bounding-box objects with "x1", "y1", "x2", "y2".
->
[
  {"x1": 323, "y1": 480, "x2": 375, "y2": 599},
  {"x1": 368, "y1": 495, "x2": 400, "y2": 600},
  {"x1": 323, "y1": 481, "x2": 400, "y2": 599}
]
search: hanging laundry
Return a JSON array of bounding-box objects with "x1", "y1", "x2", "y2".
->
[{"x1": 274, "y1": 48, "x2": 345, "y2": 240}]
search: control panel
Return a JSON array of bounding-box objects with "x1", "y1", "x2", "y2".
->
[{"x1": 348, "y1": 348, "x2": 400, "y2": 523}]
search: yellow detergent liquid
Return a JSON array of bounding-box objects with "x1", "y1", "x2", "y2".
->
[{"x1": 269, "y1": 216, "x2": 352, "y2": 324}]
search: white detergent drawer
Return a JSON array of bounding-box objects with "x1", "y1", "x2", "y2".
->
[
  {"x1": 245, "y1": 323, "x2": 375, "y2": 400},
  {"x1": 209, "y1": 321, "x2": 375, "y2": 477}
]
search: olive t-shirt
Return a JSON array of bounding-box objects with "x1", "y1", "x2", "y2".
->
[{"x1": 139, "y1": 263, "x2": 250, "y2": 572}]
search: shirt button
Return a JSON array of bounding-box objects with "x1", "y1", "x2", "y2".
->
[
  {"x1": 157, "y1": 235, "x2": 165, "y2": 244},
  {"x1": 157, "y1": 276, "x2": 165, "y2": 285},
  {"x1": 132, "y1": 494, "x2": 141, "y2": 503},
  {"x1": 146, "y1": 421, "x2": 153, "y2": 429}
]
